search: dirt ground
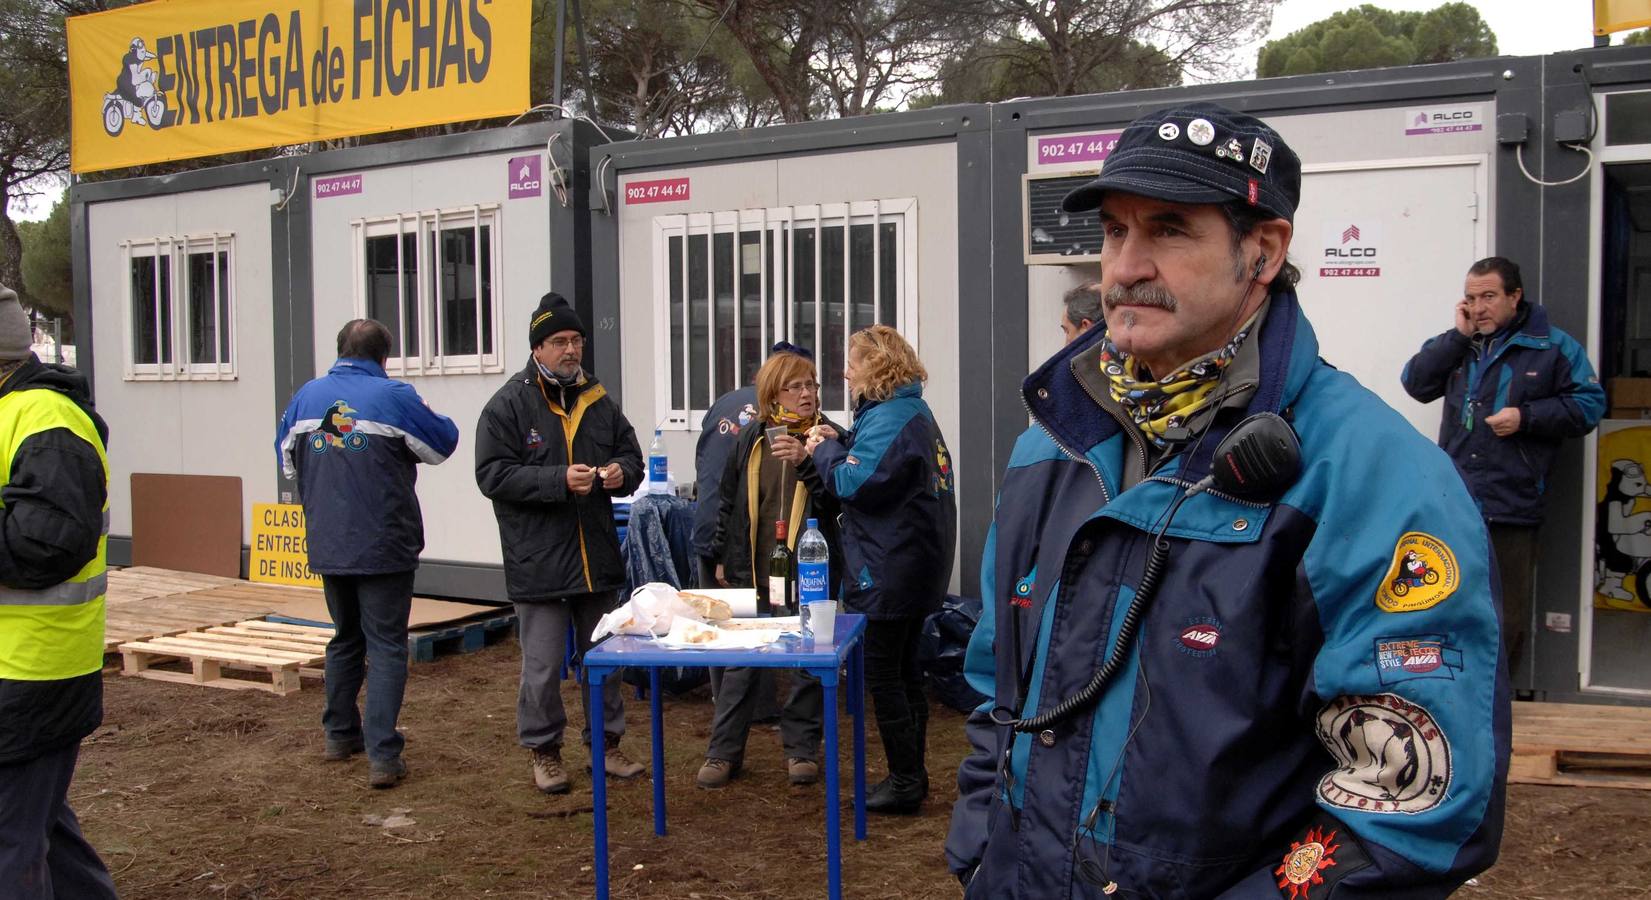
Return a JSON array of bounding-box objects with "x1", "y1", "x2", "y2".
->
[{"x1": 75, "y1": 638, "x2": 1650, "y2": 899}]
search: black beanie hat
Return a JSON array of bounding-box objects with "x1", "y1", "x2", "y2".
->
[{"x1": 529, "y1": 292, "x2": 585, "y2": 349}]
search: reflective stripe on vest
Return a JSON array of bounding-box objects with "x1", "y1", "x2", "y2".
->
[
  {"x1": 0, "y1": 386, "x2": 110, "y2": 681},
  {"x1": 0, "y1": 571, "x2": 109, "y2": 606}
]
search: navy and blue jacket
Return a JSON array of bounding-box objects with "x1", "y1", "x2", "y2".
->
[
  {"x1": 945, "y1": 292, "x2": 1508, "y2": 898},
  {"x1": 811, "y1": 382, "x2": 956, "y2": 619},
  {"x1": 276, "y1": 358, "x2": 459, "y2": 575},
  {"x1": 1401, "y1": 301, "x2": 1604, "y2": 525}
]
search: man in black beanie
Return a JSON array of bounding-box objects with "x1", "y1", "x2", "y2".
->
[{"x1": 475, "y1": 292, "x2": 647, "y2": 794}]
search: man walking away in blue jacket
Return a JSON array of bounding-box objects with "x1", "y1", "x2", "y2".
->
[
  {"x1": 276, "y1": 319, "x2": 460, "y2": 789},
  {"x1": 1402, "y1": 257, "x2": 1604, "y2": 677}
]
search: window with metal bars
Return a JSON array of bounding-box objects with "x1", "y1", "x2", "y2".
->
[
  {"x1": 123, "y1": 235, "x2": 236, "y2": 380},
  {"x1": 352, "y1": 205, "x2": 502, "y2": 376},
  {"x1": 653, "y1": 199, "x2": 915, "y2": 427}
]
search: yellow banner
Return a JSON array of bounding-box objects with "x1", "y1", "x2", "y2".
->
[
  {"x1": 249, "y1": 503, "x2": 324, "y2": 588},
  {"x1": 67, "y1": 0, "x2": 531, "y2": 174},
  {"x1": 1596, "y1": 0, "x2": 1651, "y2": 34}
]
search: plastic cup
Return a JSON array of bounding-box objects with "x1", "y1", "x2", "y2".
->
[{"x1": 810, "y1": 600, "x2": 837, "y2": 644}]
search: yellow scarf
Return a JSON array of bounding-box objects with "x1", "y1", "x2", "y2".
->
[
  {"x1": 768, "y1": 404, "x2": 820, "y2": 434},
  {"x1": 1099, "y1": 313, "x2": 1259, "y2": 448}
]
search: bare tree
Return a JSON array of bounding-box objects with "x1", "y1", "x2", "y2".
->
[
  {"x1": 961, "y1": 0, "x2": 1280, "y2": 96},
  {"x1": 0, "y1": 0, "x2": 76, "y2": 302},
  {"x1": 688, "y1": 0, "x2": 963, "y2": 122}
]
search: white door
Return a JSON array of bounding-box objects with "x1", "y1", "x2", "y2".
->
[{"x1": 1295, "y1": 157, "x2": 1489, "y2": 440}]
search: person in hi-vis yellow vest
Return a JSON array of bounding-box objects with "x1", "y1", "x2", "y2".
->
[{"x1": 0, "y1": 284, "x2": 117, "y2": 899}]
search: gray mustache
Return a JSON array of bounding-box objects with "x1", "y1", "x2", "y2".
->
[{"x1": 1103, "y1": 283, "x2": 1177, "y2": 312}]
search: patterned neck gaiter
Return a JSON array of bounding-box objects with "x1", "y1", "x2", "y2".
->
[
  {"x1": 769, "y1": 405, "x2": 821, "y2": 434},
  {"x1": 1099, "y1": 312, "x2": 1260, "y2": 448}
]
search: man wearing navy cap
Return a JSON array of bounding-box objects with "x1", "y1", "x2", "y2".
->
[{"x1": 947, "y1": 103, "x2": 1508, "y2": 897}]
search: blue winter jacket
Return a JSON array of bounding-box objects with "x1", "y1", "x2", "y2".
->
[
  {"x1": 1401, "y1": 301, "x2": 1604, "y2": 525},
  {"x1": 276, "y1": 358, "x2": 460, "y2": 575},
  {"x1": 812, "y1": 382, "x2": 956, "y2": 619},
  {"x1": 945, "y1": 292, "x2": 1508, "y2": 899}
]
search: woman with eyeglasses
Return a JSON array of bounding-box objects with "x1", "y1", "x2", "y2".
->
[
  {"x1": 697, "y1": 350, "x2": 847, "y2": 790},
  {"x1": 806, "y1": 324, "x2": 956, "y2": 815}
]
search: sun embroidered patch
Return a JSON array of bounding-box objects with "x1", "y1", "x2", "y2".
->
[
  {"x1": 1315, "y1": 694, "x2": 1451, "y2": 814},
  {"x1": 1275, "y1": 825, "x2": 1340, "y2": 898},
  {"x1": 1373, "y1": 532, "x2": 1459, "y2": 613}
]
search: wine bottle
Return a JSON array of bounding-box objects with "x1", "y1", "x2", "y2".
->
[{"x1": 768, "y1": 520, "x2": 794, "y2": 616}]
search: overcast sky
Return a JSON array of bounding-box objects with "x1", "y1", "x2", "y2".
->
[
  {"x1": 6, "y1": 1, "x2": 1617, "y2": 223},
  {"x1": 1246, "y1": 0, "x2": 1602, "y2": 66}
]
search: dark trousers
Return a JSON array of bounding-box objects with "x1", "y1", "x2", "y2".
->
[
  {"x1": 0, "y1": 743, "x2": 118, "y2": 900},
  {"x1": 322, "y1": 571, "x2": 415, "y2": 763},
  {"x1": 863, "y1": 617, "x2": 929, "y2": 778},
  {"x1": 706, "y1": 668, "x2": 823, "y2": 764},
  {"x1": 698, "y1": 555, "x2": 781, "y2": 720},
  {"x1": 1489, "y1": 523, "x2": 1538, "y2": 680},
  {"x1": 515, "y1": 594, "x2": 626, "y2": 750}
]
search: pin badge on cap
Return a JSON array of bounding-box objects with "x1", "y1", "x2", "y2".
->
[
  {"x1": 1158, "y1": 122, "x2": 1181, "y2": 141},
  {"x1": 1216, "y1": 138, "x2": 1245, "y2": 162},
  {"x1": 1249, "y1": 138, "x2": 1273, "y2": 174},
  {"x1": 1187, "y1": 118, "x2": 1215, "y2": 146}
]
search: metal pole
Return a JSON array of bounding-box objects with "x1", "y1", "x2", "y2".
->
[
  {"x1": 553, "y1": 0, "x2": 567, "y2": 107},
  {"x1": 571, "y1": 0, "x2": 596, "y2": 116}
]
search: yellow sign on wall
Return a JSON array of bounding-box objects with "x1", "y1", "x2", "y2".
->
[
  {"x1": 1596, "y1": 0, "x2": 1651, "y2": 35},
  {"x1": 1596, "y1": 425, "x2": 1651, "y2": 613},
  {"x1": 67, "y1": 0, "x2": 531, "y2": 174},
  {"x1": 250, "y1": 503, "x2": 323, "y2": 588}
]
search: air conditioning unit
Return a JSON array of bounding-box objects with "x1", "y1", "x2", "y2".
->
[{"x1": 1023, "y1": 170, "x2": 1102, "y2": 265}]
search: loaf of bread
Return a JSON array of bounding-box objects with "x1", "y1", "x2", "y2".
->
[{"x1": 677, "y1": 591, "x2": 733, "y2": 622}]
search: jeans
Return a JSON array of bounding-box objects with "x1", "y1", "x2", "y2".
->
[
  {"x1": 321, "y1": 571, "x2": 415, "y2": 763},
  {"x1": 706, "y1": 668, "x2": 822, "y2": 764},
  {"x1": 0, "y1": 743, "x2": 118, "y2": 900},
  {"x1": 515, "y1": 594, "x2": 626, "y2": 750},
  {"x1": 863, "y1": 617, "x2": 929, "y2": 778}
]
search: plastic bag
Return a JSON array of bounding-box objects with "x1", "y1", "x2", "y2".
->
[{"x1": 590, "y1": 582, "x2": 704, "y2": 642}]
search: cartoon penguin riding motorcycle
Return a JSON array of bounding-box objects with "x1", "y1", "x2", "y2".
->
[
  {"x1": 103, "y1": 37, "x2": 167, "y2": 136},
  {"x1": 1388, "y1": 550, "x2": 1440, "y2": 596}
]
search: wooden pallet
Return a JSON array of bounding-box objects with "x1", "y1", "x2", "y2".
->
[
  {"x1": 408, "y1": 612, "x2": 517, "y2": 663},
  {"x1": 1511, "y1": 701, "x2": 1651, "y2": 790},
  {"x1": 118, "y1": 619, "x2": 331, "y2": 695},
  {"x1": 102, "y1": 568, "x2": 322, "y2": 653}
]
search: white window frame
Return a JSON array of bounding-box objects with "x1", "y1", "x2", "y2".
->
[
  {"x1": 181, "y1": 235, "x2": 236, "y2": 378},
  {"x1": 651, "y1": 199, "x2": 918, "y2": 430},
  {"x1": 121, "y1": 233, "x2": 238, "y2": 381},
  {"x1": 350, "y1": 204, "x2": 504, "y2": 377}
]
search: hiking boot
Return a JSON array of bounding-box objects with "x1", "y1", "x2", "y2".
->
[
  {"x1": 696, "y1": 757, "x2": 738, "y2": 789},
  {"x1": 787, "y1": 757, "x2": 819, "y2": 785},
  {"x1": 323, "y1": 737, "x2": 364, "y2": 762},
  {"x1": 532, "y1": 748, "x2": 571, "y2": 795},
  {"x1": 597, "y1": 743, "x2": 646, "y2": 780},
  {"x1": 368, "y1": 757, "x2": 406, "y2": 789}
]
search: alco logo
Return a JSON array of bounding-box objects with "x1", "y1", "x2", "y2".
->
[
  {"x1": 1405, "y1": 106, "x2": 1484, "y2": 136},
  {"x1": 1320, "y1": 221, "x2": 1381, "y2": 278}
]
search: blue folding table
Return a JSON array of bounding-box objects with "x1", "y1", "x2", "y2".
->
[{"x1": 584, "y1": 614, "x2": 868, "y2": 900}]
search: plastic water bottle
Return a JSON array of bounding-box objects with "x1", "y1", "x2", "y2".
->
[
  {"x1": 797, "y1": 517, "x2": 829, "y2": 636},
  {"x1": 648, "y1": 429, "x2": 669, "y2": 494}
]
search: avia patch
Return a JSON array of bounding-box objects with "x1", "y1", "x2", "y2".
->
[
  {"x1": 1374, "y1": 634, "x2": 1464, "y2": 685},
  {"x1": 1374, "y1": 532, "x2": 1459, "y2": 613},
  {"x1": 1176, "y1": 616, "x2": 1222, "y2": 658}
]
